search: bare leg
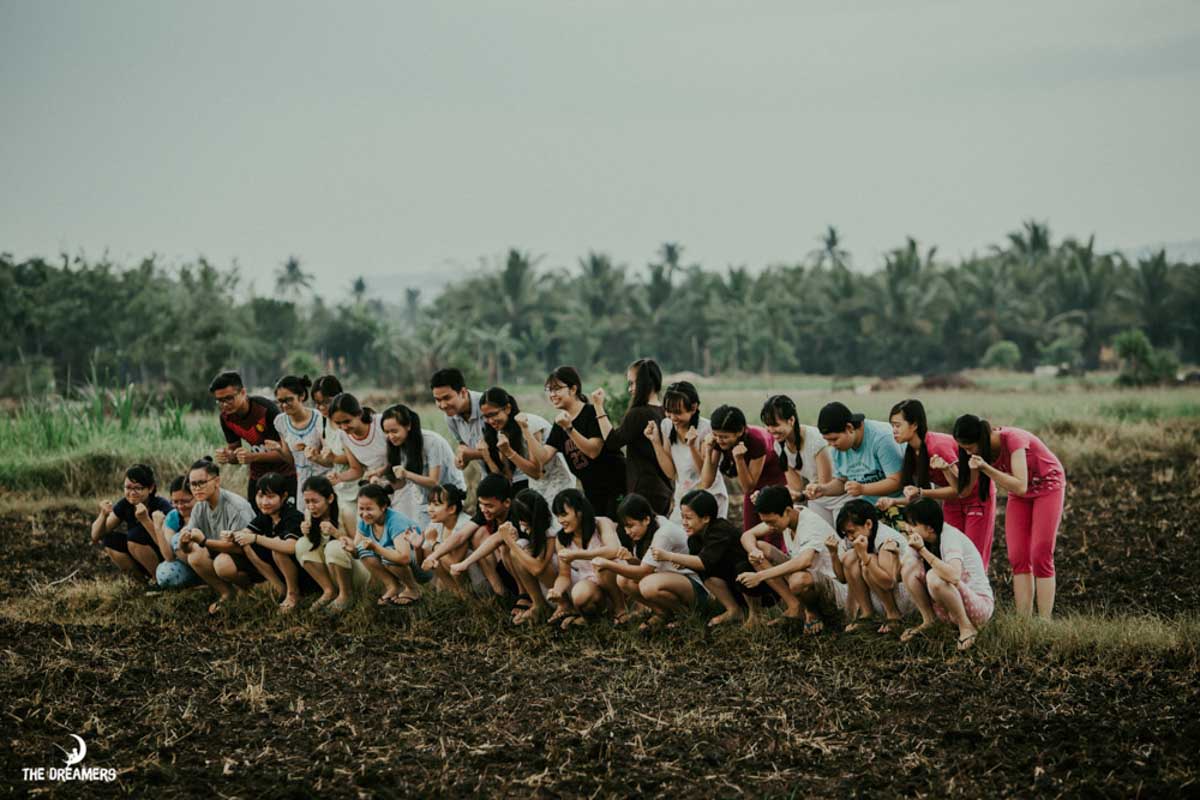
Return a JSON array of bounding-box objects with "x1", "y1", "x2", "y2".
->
[
  {"x1": 472, "y1": 528, "x2": 507, "y2": 597},
  {"x1": 105, "y1": 548, "x2": 143, "y2": 581},
  {"x1": 593, "y1": 565, "x2": 627, "y2": 621},
  {"x1": 754, "y1": 543, "x2": 802, "y2": 620},
  {"x1": 127, "y1": 541, "x2": 161, "y2": 580},
  {"x1": 363, "y1": 558, "x2": 400, "y2": 601},
  {"x1": 302, "y1": 560, "x2": 337, "y2": 606},
  {"x1": 1035, "y1": 576, "x2": 1056, "y2": 620},
  {"x1": 1012, "y1": 572, "x2": 1034, "y2": 617},
  {"x1": 240, "y1": 546, "x2": 285, "y2": 598},
  {"x1": 329, "y1": 563, "x2": 354, "y2": 605},
  {"x1": 704, "y1": 577, "x2": 743, "y2": 627},
  {"x1": 863, "y1": 567, "x2": 902, "y2": 631},
  {"x1": 927, "y1": 572, "x2": 977, "y2": 648},
  {"x1": 271, "y1": 551, "x2": 303, "y2": 612},
  {"x1": 638, "y1": 573, "x2": 695, "y2": 621},
  {"x1": 188, "y1": 548, "x2": 235, "y2": 609},
  {"x1": 900, "y1": 561, "x2": 935, "y2": 642},
  {"x1": 842, "y1": 553, "x2": 874, "y2": 629},
  {"x1": 507, "y1": 556, "x2": 549, "y2": 623}
]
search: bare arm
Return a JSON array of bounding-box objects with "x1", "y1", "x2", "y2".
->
[{"x1": 976, "y1": 450, "x2": 1028, "y2": 495}]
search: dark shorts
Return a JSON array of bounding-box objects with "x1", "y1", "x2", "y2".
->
[
  {"x1": 687, "y1": 575, "x2": 711, "y2": 607},
  {"x1": 231, "y1": 544, "x2": 320, "y2": 593},
  {"x1": 103, "y1": 526, "x2": 155, "y2": 553}
]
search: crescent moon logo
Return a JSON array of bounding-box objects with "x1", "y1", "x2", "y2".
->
[{"x1": 63, "y1": 734, "x2": 87, "y2": 766}]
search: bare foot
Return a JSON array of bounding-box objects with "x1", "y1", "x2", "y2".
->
[
  {"x1": 560, "y1": 613, "x2": 586, "y2": 631},
  {"x1": 845, "y1": 615, "x2": 875, "y2": 632},
  {"x1": 278, "y1": 595, "x2": 299, "y2": 615},
  {"x1": 708, "y1": 610, "x2": 744, "y2": 628},
  {"x1": 768, "y1": 607, "x2": 804, "y2": 627},
  {"x1": 638, "y1": 615, "x2": 666, "y2": 633},
  {"x1": 900, "y1": 621, "x2": 934, "y2": 643},
  {"x1": 311, "y1": 593, "x2": 336, "y2": 611}
]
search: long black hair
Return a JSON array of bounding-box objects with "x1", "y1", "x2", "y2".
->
[
  {"x1": 662, "y1": 381, "x2": 701, "y2": 444},
  {"x1": 616, "y1": 493, "x2": 659, "y2": 559},
  {"x1": 329, "y1": 393, "x2": 373, "y2": 425},
  {"x1": 760, "y1": 394, "x2": 804, "y2": 473},
  {"x1": 835, "y1": 499, "x2": 883, "y2": 554},
  {"x1": 627, "y1": 358, "x2": 663, "y2": 408},
  {"x1": 302, "y1": 475, "x2": 340, "y2": 552},
  {"x1": 511, "y1": 488, "x2": 553, "y2": 558},
  {"x1": 552, "y1": 488, "x2": 597, "y2": 549},
  {"x1": 952, "y1": 414, "x2": 993, "y2": 502},
  {"x1": 891, "y1": 399, "x2": 930, "y2": 489},
  {"x1": 480, "y1": 387, "x2": 528, "y2": 472},
  {"x1": 381, "y1": 404, "x2": 425, "y2": 476},
  {"x1": 904, "y1": 498, "x2": 944, "y2": 559}
]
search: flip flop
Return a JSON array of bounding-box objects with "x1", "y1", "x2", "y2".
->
[
  {"x1": 560, "y1": 614, "x2": 586, "y2": 630},
  {"x1": 845, "y1": 616, "x2": 875, "y2": 632},
  {"x1": 392, "y1": 595, "x2": 420, "y2": 607},
  {"x1": 877, "y1": 619, "x2": 900, "y2": 635},
  {"x1": 803, "y1": 618, "x2": 825, "y2": 636},
  {"x1": 377, "y1": 595, "x2": 398, "y2": 606},
  {"x1": 900, "y1": 623, "x2": 932, "y2": 643},
  {"x1": 957, "y1": 632, "x2": 979, "y2": 651}
]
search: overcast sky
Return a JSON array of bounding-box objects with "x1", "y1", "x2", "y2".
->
[{"x1": 2, "y1": 0, "x2": 1198, "y2": 300}]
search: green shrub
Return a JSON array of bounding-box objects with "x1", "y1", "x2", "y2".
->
[{"x1": 980, "y1": 340, "x2": 1021, "y2": 370}]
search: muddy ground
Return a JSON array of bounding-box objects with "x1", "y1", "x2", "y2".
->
[{"x1": 2, "y1": 452, "x2": 1198, "y2": 798}]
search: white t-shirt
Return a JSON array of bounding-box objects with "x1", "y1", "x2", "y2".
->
[
  {"x1": 838, "y1": 522, "x2": 909, "y2": 563},
  {"x1": 637, "y1": 516, "x2": 695, "y2": 577},
  {"x1": 428, "y1": 512, "x2": 474, "y2": 547},
  {"x1": 522, "y1": 413, "x2": 575, "y2": 504},
  {"x1": 661, "y1": 416, "x2": 729, "y2": 521},
  {"x1": 393, "y1": 430, "x2": 468, "y2": 530},
  {"x1": 340, "y1": 415, "x2": 388, "y2": 473},
  {"x1": 779, "y1": 425, "x2": 829, "y2": 485},
  {"x1": 780, "y1": 506, "x2": 837, "y2": 576},
  {"x1": 937, "y1": 524, "x2": 993, "y2": 601},
  {"x1": 274, "y1": 409, "x2": 330, "y2": 495},
  {"x1": 321, "y1": 415, "x2": 360, "y2": 510}
]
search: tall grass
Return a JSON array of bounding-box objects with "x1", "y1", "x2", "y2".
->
[{"x1": 0, "y1": 397, "x2": 221, "y2": 497}]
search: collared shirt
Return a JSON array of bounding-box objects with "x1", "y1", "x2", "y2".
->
[{"x1": 445, "y1": 390, "x2": 485, "y2": 451}]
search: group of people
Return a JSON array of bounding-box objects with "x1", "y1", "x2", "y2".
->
[{"x1": 89, "y1": 361, "x2": 1066, "y2": 649}]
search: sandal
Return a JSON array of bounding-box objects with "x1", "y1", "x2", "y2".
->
[
  {"x1": 877, "y1": 619, "x2": 900, "y2": 635},
  {"x1": 803, "y1": 618, "x2": 825, "y2": 636},
  {"x1": 207, "y1": 598, "x2": 227, "y2": 616},
  {"x1": 845, "y1": 616, "x2": 875, "y2": 632},
  {"x1": 957, "y1": 631, "x2": 978, "y2": 651},
  {"x1": 560, "y1": 613, "x2": 586, "y2": 631},
  {"x1": 392, "y1": 594, "x2": 420, "y2": 607},
  {"x1": 546, "y1": 608, "x2": 570, "y2": 626},
  {"x1": 511, "y1": 595, "x2": 533, "y2": 616},
  {"x1": 377, "y1": 595, "x2": 397, "y2": 606}
]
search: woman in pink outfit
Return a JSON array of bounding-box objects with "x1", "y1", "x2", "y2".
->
[{"x1": 953, "y1": 414, "x2": 1065, "y2": 619}]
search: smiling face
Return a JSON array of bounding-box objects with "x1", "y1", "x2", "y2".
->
[
  {"x1": 544, "y1": 381, "x2": 572, "y2": 410},
  {"x1": 428, "y1": 495, "x2": 454, "y2": 524},
  {"x1": 621, "y1": 514, "x2": 652, "y2": 543},
  {"x1": 480, "y1": 401, "x2": 510, "y2": 431},
  {"x1": 764, "y1": 414, "x2": 795, "y2": 444},
  {"x1": 679, "y1": 504, "x2": 707, "y2": 536},
  {"x1": 381, "y1": 416, "x2": 409, "y2": 447},
  {"x1": 275, "y1": 387, "x2": 304, "y2": 417},
  {"x1": 331, "y1": 410, "x2": 357, "y2": 434},
  {"x1": 432, "y1": 386, "x2": 469, "y2": 417},
  {"x1": 477, "y1": 496, "x2": 509, "y2": 523},
  {"x1": 170, "y1": 489, "x2": 195, "y2": 520},
  {"x1": 302, "y1": 489, "x2": 330, "y2": 518},
  {"x1": 664, "y1": 399, "x2": 696, "y2": 428},
  {"x1": 313, "y1": 391, "x2": 332, "y2": 419},
  {"x1": 626, "y1": 368, "x2": 637, "y2": 398},
  {"x1": 712, "y1": 429, "x2": 741, "y2": 451},
  {"x1": 256, "y1": 489, "x2": 284, "y2": 516},
  {"x1": 357, "y1": 496, "x2": 386, "y2": 526},
  {"x1": 123, "y1": 477, "x2": 152, "y2": 505},
  {"x1": 555, "y1": 503, "x2": 580, "y2": 534}
]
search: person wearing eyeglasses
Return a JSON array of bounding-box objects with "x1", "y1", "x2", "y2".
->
[
  {"x1": 208, "y1": 371, "x2": 293, "y2": 512},
  {"x1": 175, "y1": 457, "x2": 257, "y2": 615},
  {"x1": 263, "y1": 374, "x2": 330, "y2": 499},
  {"x1": 89, "y1": 463, "x2": 174, "y2": 584}
]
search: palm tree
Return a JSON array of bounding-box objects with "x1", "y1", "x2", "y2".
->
[
  {"x1": 810, "y1": 226, "x2": 850, "y2": 269},
  {"x1": 1120, "y1": 250, "x2": 1172, "y2": 346},
  {"x1": 274, "y1": 256, "x2": 313, "y2": 300},
  {"x1": 350, "y1": 276, "x2": 367, "y2": 305}
]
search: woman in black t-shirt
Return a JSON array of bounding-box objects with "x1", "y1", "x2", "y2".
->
[
  {"x1": 594, "y1": 358, "x2": 672, "y2": 516},
  {"x1": 231, "y1": 472, "x2": 317, "y2": 613},
  {"x1": 536, "y1": 366, "x2": 627, "y2": 518}
]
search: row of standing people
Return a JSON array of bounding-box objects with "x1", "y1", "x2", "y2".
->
[{"x1": 90, "y1": 361, "x2": 1065, "y2": 632}]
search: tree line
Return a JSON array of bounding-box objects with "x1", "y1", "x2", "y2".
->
[{"x1": 3, "y1": 221, "x2": 1197, "y2": 402}]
